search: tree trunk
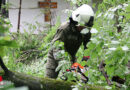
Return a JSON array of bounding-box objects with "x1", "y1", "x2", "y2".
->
[
  {"x1": 0, "y1": 56, "x2": 74, "y2": 90},
  {"x1": 0, "y1": 70, "x2": 74, "y2": 90},
  {"x1": 0, "y1": 57, "x2": 107, "y2": 90}
]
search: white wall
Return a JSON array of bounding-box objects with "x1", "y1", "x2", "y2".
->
[{"x1": 8, "y1": 0, "x2": 72, "y2": 33}]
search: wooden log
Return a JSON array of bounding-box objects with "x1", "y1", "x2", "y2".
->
[
  {"x1": 0, "y1": 56, "x2": 74, "y2": 90},
  {"x1": 0, "y1": 57, "x2": 108, "y2": 90},
  {"x1": 0, "y1": 70, "x2": 75, "y2": 90}
]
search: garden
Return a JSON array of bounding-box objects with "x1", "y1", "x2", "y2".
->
[{"x1": 0, "y1": 0, "x2": 130, "y2": 90}]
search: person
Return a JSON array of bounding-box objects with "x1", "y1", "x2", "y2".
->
[{"x1": 45, "y1": 4, "x2": 94, "y2": 78}]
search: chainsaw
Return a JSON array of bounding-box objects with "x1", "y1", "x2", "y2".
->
[{"x1": 60, "y1": 56, "x2": 90, "y2": 83}]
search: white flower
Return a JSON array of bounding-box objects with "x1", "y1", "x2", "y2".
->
[
  {"x1": 91, "y1": 28, "x2": 98, "y2": 33},
  {"x1": 111, "y1": 41, "x2": 120, "y2": 44},
  {"x1": 109, "y1": 48, "x2": 116, "y2": 51},
  {"x1": 121, "y1": 46, "x2": 129, "y2": 51}
]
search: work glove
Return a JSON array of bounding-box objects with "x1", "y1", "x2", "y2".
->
[{"x1": 82, "y1": 56, "x2": 90, "y2": 61}]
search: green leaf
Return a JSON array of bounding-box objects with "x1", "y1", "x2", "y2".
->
[
  {"x1": 0, "y1": 40, "x2": 17, "y2": 47},
  {"x1": 0, "y1": 47, "x2": 5, "y2": 56}
]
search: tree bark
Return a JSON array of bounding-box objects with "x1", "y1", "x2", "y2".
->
[
  {"x1": 99, "y1": 60, "x2": 112, "y2": 86},
  {"x1": 0, "y1": 56, "x2": 74, "y2": 90},
  {"x1": 0, "y1": 70, "x2": 74, "y2": 90},
  {"x1": 0, "y1": 57, "x2": 108, "y2": 90}
]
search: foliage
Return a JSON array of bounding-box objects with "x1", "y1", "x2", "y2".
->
[
  {"x1": 0, "y1": 81, "x2": 15, "y2": 90},
  {"x1": 3, "y1": 17, "x2": 61, "y2": 77},
  {"x1": 74, "y1": 0, "x2": 129, "y2": 89},
  {"x1": 0, "y1": 16, "x2": 18, "y2": 90},
  {"x1": 39, "y1": 17, "x2": 61, "y2": 62},
  {"x1": 1, "y1": 0, "x2": 129, "y2": 89},
  {"x1": 90, "y1": 2, "x2": 129, "y2": 88},
  {"x1": 0, "y1": 17, "x2": 17, "y2": 57},
  {"x1": 60, "y1": 0, "x2": 130, "y2": 89}
]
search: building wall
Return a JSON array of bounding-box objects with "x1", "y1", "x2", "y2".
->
[{"x1": 8, "y1": 0, "x2": 72, "y2": 33}]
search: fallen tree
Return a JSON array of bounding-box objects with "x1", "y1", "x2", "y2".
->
[
  {"x1": 0, "y1": 57, "x2": 109, "y2": 90},
  {"x1": 0, "y1": 71, "x2": 75, "y2": 90},
  {"x1": 0, "y1": 56, "x2": 75, "y2": 90}
]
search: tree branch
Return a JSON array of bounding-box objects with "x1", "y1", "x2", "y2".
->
[{"x1": 99, "y1": 60, "x2": 112, "y2": 86}]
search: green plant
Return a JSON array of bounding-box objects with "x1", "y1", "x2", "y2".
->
[
  {"x1": 0, "y1": 16, "x2": 16, "y2": 90},
  {"x1": 77, "y1": 0, "x2": 129, "y2": 89},
  {"x1": 0, "y1": 16, "x2": 17, "y2": 56},
  {"x1": 4, "y1": 17, "x2": 61, "y2": 76},
  {"x1": 1, "y1": 0, "x2": 129, "y2": 89},
  {"x1": 62, "y1": 0, "x2": 130, "y2": 89}
]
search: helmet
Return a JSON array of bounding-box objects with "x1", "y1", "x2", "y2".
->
[{"x1": 72, "y1": 4, "x2": 94, "y2": 27}]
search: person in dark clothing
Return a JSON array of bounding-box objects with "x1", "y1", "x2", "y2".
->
[{"x1": 45, "y1": 4, "x2": 94, "y2": 78}]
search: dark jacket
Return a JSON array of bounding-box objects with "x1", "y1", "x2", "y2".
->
[
  {"x1": 51, "y1": 21, "x2": 91, "y2": 63},
  {"x1": 45, "y1": 21, "x2": 91, "y2": 78}
]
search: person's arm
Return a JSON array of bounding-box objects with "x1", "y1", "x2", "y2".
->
[{"x1": 82, "y1": 31, "x2": 91, "y2": 49}]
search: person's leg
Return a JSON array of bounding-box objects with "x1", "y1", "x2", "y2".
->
[
  {"x1": 45, "y1": 41, "x2": 65, "y2": 78},
  {"x1": 45, "y1": 59, "x2": 59, "y2": 78},
  {"x1": 45, "y1": 49, "x2": 59, "y2": 78}
]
